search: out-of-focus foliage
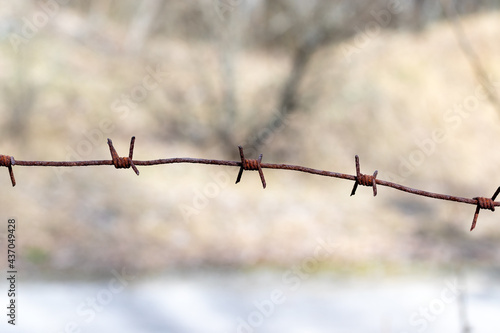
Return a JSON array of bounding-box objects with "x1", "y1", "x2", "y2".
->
[{"x1": 1, "y1": 0, "x2": 500, "y2": 276}]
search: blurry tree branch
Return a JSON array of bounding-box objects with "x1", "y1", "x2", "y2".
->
[
  {"x1": 216, "y1": 23, "x2": 239, "y2": 149},
  {"x1": 440, "y1": 0, "x2": 500, "y2": 117},
  {"x1": 53, "y1": 0, "x2": 500, "y2": 151},
  {"x1": 245, "y1": 0, "x2": 372, "y2": 154}
]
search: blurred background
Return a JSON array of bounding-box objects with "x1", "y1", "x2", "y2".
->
[{"x1": 1, "y1": 0, "x2": 500, "y2": 332}]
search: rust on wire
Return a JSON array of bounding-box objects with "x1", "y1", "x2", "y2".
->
[
  {"x1": 235, "y1": 145, "x2": 266, "y2": 188},
  {"x1": 470, "y1": 187, "x2": 500, "y2": 231},
  {"x1": 107, "y1": 136, "x2": 139, "y2": 175},
  {"x1": 2, "y1": 136, "x2": 499, "y2": 231},
  {"x1": 0, "y1": 154, "x2": 16, "y2": 187},
  {"x1": 350, "y1": 155, "x2": 378, "y2": 197}
]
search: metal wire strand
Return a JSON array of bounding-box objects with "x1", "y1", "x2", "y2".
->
[{"x1": 2, "y1": 136, "x2": 499, "y2": 231}]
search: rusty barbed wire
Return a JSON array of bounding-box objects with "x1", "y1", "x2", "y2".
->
[{"x1": 1, "y1": 136, "x2": 498, "y2": 231}]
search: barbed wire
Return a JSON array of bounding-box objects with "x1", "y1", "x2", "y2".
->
[{"x1": 0, "y1": 136, "x2": 498, "y2": 231}]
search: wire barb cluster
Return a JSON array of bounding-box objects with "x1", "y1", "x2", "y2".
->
[
  {"x1": 1, "y1": 136, "x2": 498, "y2": 231},
  {"x1": 0, "y1": 154, "x2": 16, "y2": 186},
  {"x1": 471, "y1": 187, "x2": 500, "y2": 231},
  {"x1": 350, "y1": 155, "x2": 378, "y2": 197},
  {"x1": 108, "y1": 136, "x2": 139, "y2": 175},
  {"x1": 235, "y1": 145, "x2": 266, "y2": 189}
]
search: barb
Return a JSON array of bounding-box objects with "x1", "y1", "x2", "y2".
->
[
  {"x1": 108, "y1": 136, "x2": 140, "y2": 175},
  {"x1": 235, "y1": 145, "x2": 266, "y2": 188},
  {"x1": 0, "y1": 154, "x2": 16, "y2": 186},
  {"x1": 1, "y1": 136, "x2": 498, "y2": 231},
  {"x1": 470, "y1": 187, "x2": 500, "y2": 231},
  {"x1": 350, "y1": 155, "x2": 378, "y2": 197}
]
